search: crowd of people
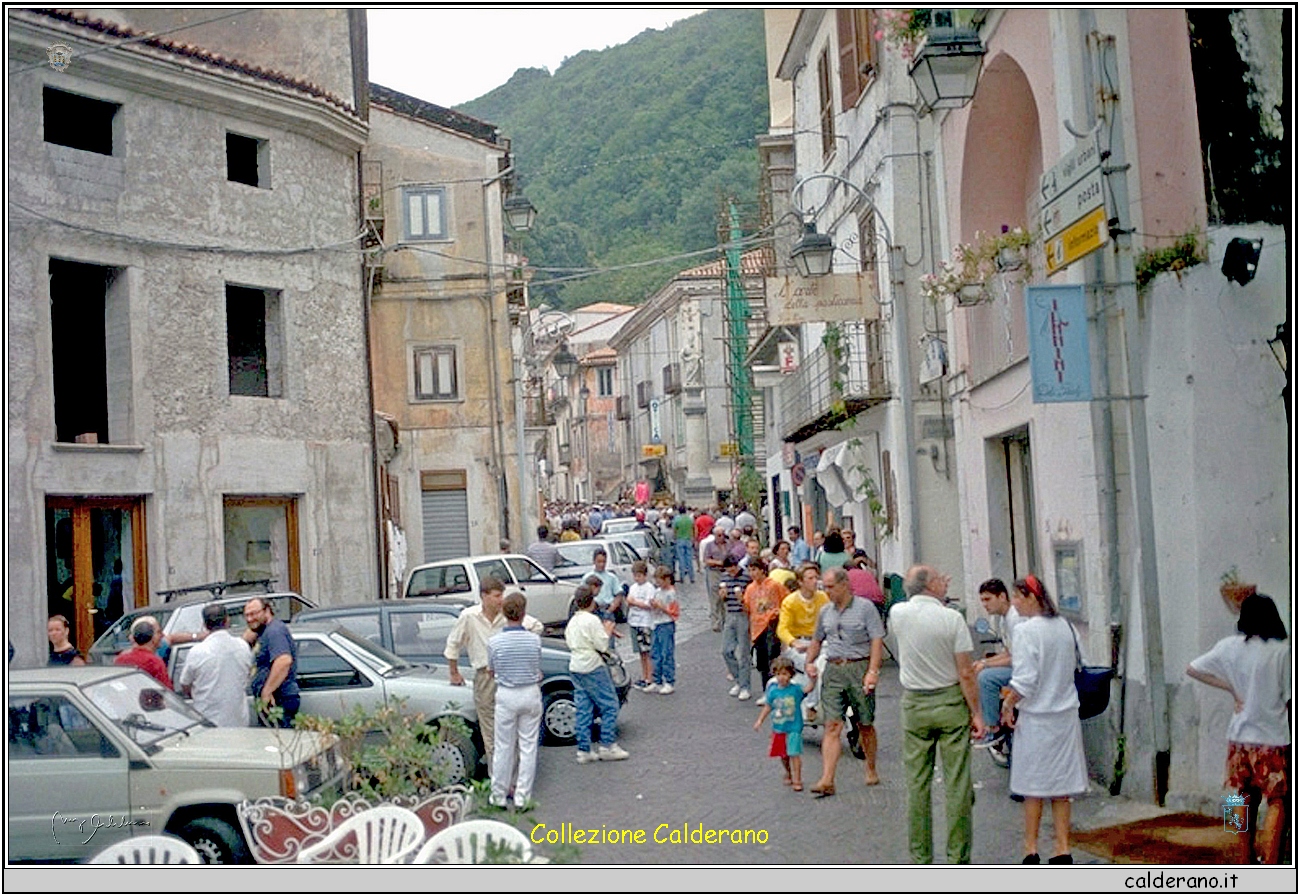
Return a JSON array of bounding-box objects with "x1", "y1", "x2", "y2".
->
[
  {"x1": 38, "y1": 497, "x2": 1290, "y2": 865},
  {"x1": 44, "y1": 597, "x2": 301, "y2": 731},
  {"x1": 528, "y1": 499, "x2": 1292, "y2": 865}
]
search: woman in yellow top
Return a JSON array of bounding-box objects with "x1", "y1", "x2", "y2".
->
[{"x1": 777, "y1": 563, "x2": 830, "y2": 650}]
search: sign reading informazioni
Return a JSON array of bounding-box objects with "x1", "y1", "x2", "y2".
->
[{"x1": 765, "y1": 273, "x2": 880, "y2": 325}]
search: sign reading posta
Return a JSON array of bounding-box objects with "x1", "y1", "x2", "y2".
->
[{"x1": 765, "y1": 272, "x2": 881, "y2": 326}]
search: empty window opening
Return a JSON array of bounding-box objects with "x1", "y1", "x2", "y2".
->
[
  {"x1": 50, "y1": 259, "x2": 131, "y2": 443},
  {"x1": 413, "y1": 346, "x2": 458, "y2": 401},
  {"x1": 226, "y1": 132, "x2": 269, "y2": 188},
  {"x1": 226, "y1": 284, "x2": 284, "y2": 397},
  {"x1": 43, "y1": 87, "x2": 119, "y2": 156}
]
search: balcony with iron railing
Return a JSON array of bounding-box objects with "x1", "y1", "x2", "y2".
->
[{"x1": 779, "y1": 320, "x2": 890, "y2": 443}]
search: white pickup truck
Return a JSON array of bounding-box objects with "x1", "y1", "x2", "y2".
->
[{"x1": 401, "y1": 553, "x2": 574, "y2": 627}]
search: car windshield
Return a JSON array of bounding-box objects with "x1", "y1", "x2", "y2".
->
[
  {"x1": 84, "y1": 671, "x2": 208, "y2": 751},
  {"x1": 92, "y1": 608, "x2": 179, "y2": 657},
  {"x1": 554, "y1": 544, "x2": 601, "y2": 568},
  {"x1": 330, "y1": 627, "x2": 413, "y2": 677}
]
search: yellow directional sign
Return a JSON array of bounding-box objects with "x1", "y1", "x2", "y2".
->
[
  {"x1": 1045, "y1": 205, "x2": 1109, "y2": 275},
  {"x1": 641, "y1": 444, "x2": 667, "y2": 458}
]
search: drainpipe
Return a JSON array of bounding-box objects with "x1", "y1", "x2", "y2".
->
[{"x1": 481, "y1": 163, "x2": 514, "y2": 547}]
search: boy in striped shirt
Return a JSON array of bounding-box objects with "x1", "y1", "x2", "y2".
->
[{"x1": 487, "y1": 592, "x2": 543, "y2": 809}]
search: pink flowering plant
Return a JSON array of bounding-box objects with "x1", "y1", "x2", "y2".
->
[
  {"x1": 874, "y1": 9, "x2": 932, "y2": 59},
  {"x1": 920, "y1": 227, "x2": 1035, "y2": 304}
]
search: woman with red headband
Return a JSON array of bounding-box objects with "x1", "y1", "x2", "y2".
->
[{"x1": 1000, "y1": 574, "x2": 1088, "y2": 864}]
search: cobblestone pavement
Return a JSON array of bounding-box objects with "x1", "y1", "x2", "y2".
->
[{"x1": 523, "y1": 576, "x2": 1118, "y2": 864}]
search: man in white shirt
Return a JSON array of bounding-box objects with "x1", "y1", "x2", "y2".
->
[
  {"x1": 892, "y1": 565, "x2": 985, "y2": 865},
  {"x1": 446, "y1": 576, "x2": 543, "y2": 767},
  {"x1": 971, "y1": 578, "x2": 1021, "y2": 746},
  {"x1": 178, "y1": 603, "x2": 252, "y2": 727}
]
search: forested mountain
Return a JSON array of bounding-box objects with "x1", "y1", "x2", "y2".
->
[{"x1": 458, "y1": 9, "x2": 769, "y2": 309}]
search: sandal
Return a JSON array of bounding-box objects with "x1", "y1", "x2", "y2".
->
[
  {"x1": 792, "y1": 782, "x2": 804, "y2": 792},
  {"x1": 782, "y1": 775, "x2": 793, "y2": 787}
]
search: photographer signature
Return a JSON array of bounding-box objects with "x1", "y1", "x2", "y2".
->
[{"x1": 51, "y1": 810, "x2": 149, "y2": 845}]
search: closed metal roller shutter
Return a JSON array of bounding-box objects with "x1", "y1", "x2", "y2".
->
[{"x1": 421, "y1": 488, "x2": 470, "y2": 562}]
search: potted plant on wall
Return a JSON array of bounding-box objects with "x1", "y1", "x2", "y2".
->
[
  {"x1": 920, "y1": 226, "x2": 1035, "y2": 307},
  {"x1": 1219, "y1": 566, "x2": 1257, "y2": 615}
]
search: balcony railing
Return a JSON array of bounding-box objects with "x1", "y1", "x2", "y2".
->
[
  {"x1": 525, "y1": 395, "x2": 554, "y2": 428},
  {"x1": 779, "y1": 320, "x2": 890, "y2": 443}
]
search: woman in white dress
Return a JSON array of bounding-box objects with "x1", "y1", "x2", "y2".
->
[{"x1": 1000, "y1": 574, "x2": 1088, "y2": 864}]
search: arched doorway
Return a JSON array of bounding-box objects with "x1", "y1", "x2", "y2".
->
[{"x1": 957, "y1": 52, "x2": 1044, "y2": 385}]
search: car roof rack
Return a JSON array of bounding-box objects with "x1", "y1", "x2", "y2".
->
[{"x1": 155, "y1": 578, "x2": 277, "y2": 602}]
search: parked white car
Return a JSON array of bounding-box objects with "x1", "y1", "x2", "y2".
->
[
  {"x1": 167, "y1": 625, "x2": 481, "y2": 785},
  {"x1": 8, "y1": 666, "x2": 345, "y2": 863},
  {"x1": 401, "y1": 554, "x2": 573, "y2": 626},
  {"x1": 551, "y1": 538, "x2": 640, "y2": 584}
]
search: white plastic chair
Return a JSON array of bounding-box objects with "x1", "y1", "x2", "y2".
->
[
  {"x1": 294, "y1": 805, "x2": 424, "y2": 864},
  {"x1": 88, "y1": 834, "x2": 202, "y2": 864},
  {"x1": 411, "y1": 819, "x2": 535, "y2": 864}
]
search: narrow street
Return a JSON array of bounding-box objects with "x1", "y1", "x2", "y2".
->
[{"x1": 526, "y1": 577, "x2": 1119, "y2": 864}]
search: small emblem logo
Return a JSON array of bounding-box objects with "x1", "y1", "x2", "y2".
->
[
  {"x1": 1222, "y1": 794, "x2": 1249, "y2": 834},
  {"x1": 46, "y1": 43, "x2": 73, "y2": 71}
]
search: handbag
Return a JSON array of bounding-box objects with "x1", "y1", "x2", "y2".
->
[
  {"x1": 1070, "y1": 624, "x2": 1113, "y2": 720},
  {"x1": 597, "y1": 649, "x2": 630, "y2": 690}
]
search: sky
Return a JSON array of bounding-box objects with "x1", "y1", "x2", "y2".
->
[{"x1": 368, "y1": 8, "x2": 707, "y2": 108}]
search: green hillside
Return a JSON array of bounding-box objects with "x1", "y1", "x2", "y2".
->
[{"x1": 459, "y1": 9, "x2": 768, "y2": 309}]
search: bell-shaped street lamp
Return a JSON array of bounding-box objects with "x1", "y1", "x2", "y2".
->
[
  {"x1": 503, "y1": 194, "x2": 537, "y2": 231},
  {"x1": 790, "y1": 221, "x2": 835, "y2": 278}
]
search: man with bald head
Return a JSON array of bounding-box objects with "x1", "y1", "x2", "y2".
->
[{"x1": 891, "y1": 565, "x2": 985, "y2": 864}]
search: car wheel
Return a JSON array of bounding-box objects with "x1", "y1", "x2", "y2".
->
[
  {"x1": 427, "y1": 721, "x2": 479, "y2": 786},
  {"x1": 177, "y1": 816, "x2": 250, "y2": 864},
  {"x1": 542, "y1": 688, "x2": 578, "y2": 745}
]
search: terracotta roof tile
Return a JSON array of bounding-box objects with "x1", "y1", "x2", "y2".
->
[
  {"x1": 27, "y1": 9, "x2": 359, "y2": 117},
  {"x1": 678, "y1": 247, "x2": 775, "y2": 279}
]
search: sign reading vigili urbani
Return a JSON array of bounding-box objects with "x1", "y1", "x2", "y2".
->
[
  {"x1": 1041, "y1": 125, "x2": 1109, "y2": 275},
  {"x1": 765, "y1": 272, "x2": 880, "y2": 326}
]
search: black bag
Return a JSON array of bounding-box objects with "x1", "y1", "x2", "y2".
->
[{"x1": 1070, "y1": 625, "x2": 1113, "y2": 720}]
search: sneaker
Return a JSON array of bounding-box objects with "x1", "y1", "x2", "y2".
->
[
  {"x1": 971, "y1": 733, "x2": 1000, "y2": 749},
  {"x1": 489, "y1": 795, "x2": 508, "y2": 808},
  {"x1": 575, "y1": 750, "x2": 598, "y2": 764},
  {"x1": 756, "y1": 695, "x2": 767, "y2": 706},
  {"x1": 634, "y1": 680, "x2": 652, "y2": 691},
  {"x1": 597, "y1": 743, "x2": 629, "y2": 761},
  {"x1": 728, "y1": 683, "x2": 741, "y2": 697},
  {"x1": 737, "y1": 689, "x2": 751, "y2": 701},
  {"x1": 658, "y1": 683, "x2": 675, "y2": 695}
]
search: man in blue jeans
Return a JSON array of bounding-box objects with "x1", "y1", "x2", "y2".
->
[
  {"x1": 671, "y1": 505, "x2": 695, "y2": 584},
  {"x1": 970, "y1": 578, "x2": 1021, "y2": 747},
  {"x1": 565, "y1": 586, "x2": 628, "y2": 763}
]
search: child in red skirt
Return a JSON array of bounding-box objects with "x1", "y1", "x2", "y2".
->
[{"x1": 754, "y1": 656, "x2": 814, "y2": 791}]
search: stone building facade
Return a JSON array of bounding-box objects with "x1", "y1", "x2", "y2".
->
[{"x1": 7, "y1": 9, "x2": 377, "y2": 662}]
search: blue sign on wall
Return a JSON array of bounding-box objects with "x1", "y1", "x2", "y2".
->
[{"x1": 1026, "y1": 284, "x2": 1092, "y2": 403}]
